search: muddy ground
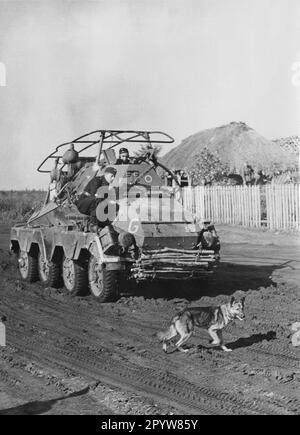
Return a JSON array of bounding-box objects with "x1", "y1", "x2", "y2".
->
[{"x1": 0, "y1": 224, "x2": 299, "y2": 415}]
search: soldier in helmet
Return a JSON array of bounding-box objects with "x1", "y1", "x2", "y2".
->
[
  {"x1": 76, "y1": 166, "x2": 118, "y2": 228},
  {"x1": 116, "y1": 148, "x2": 131, "y2": 165}
]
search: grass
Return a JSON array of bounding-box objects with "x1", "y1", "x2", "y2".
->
[{"x1": 0, "y1": 190, "x2": 45, "y2": 224}]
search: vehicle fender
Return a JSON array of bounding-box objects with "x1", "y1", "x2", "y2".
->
[
  {"x1": 51, "y1": 231, "x2": 77, "y2": 260},
  {"x1": 89, "y1": 237, "x2": 104, "y2": 263},
  {"x1": 88, "y1": 237, "x2": 124, "y2": 268},
  {"x1": 15, "y1": 229, "x2": 44, "y2": 256}
]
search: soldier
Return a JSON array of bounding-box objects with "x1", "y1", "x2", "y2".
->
[
  {"x1": 116, "y1": 148, "x2": 130, "y2": 165},
  {"x1": 76, "y1": 166, "x2": 117, "y2": 228}
]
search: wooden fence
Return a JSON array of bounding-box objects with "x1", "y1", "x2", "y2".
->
[
  {"x1": 182, "y1": 184, "x2": 300, "y2": 230},
  {"x1": 265, "y1": 184, "x2": 300, "y2": 230}
]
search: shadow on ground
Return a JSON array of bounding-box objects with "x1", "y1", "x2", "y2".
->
[
  {"x1": 127, "y1": 262, "x2": 281, "y2": 301},
  {"x1": 162, "y1": 331, "x2": 277, "y2": 354},
  {"x1": 226, "y1": 331, "x2": 277, "y2": 350},
  {"x1": 0, "y1": 387, "x2": 90, "y2": 415}
]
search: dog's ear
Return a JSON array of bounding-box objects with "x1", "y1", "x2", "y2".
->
[
  {"x1": 230, "y1": 296, "x2": 235, "y2": 306},
  {"x1": 241, "y1": 297, "x2": 245, "y2": 307}
]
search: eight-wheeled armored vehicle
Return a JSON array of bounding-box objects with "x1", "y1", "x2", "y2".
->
[{"x1": 10, "y1": 130, "x2": 220, "y2": 302}]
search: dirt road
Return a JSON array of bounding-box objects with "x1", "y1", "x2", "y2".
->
[{"x1": 0, "y1": 224, "x2": 299, "y2": 414}]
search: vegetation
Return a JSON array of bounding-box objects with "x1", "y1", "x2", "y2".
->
[
  {"x1": 274, "y1": 136, "x2": 300, "y2": 154},
  {"x1": 188, "y1": 148, "x2": 230, "y2": 186},
  {"x1": 134, "y1": 144, "x2": 161, "y2": 159},
  {"x1": 0, "y1": 190, "x2": 45, "y2": 223}
]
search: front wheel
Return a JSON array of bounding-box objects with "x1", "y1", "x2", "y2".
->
[
  {"x1": 62, "y1": 256, "x2": 88, "y2": 296},
  {"x1": 88, "y1": 256, "x2": 119, "y2": 302}
]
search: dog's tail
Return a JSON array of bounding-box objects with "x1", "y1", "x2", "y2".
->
[{"x1": 157, "y1": 318, "x2": 178, "y2": 342}]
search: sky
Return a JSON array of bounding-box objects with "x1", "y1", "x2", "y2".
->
[{"x1": 0, "y1": 0, "x2": 299, "y2": 189}]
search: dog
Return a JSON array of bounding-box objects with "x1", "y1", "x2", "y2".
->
[{"x1": 157, "y1": 296, "x2": 245, "y2": 353}]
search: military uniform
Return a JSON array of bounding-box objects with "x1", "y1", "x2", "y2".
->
[
  {"x1": 76, "y1": 175, "x2": 113, "y2": 226},
  {"x1": 116, "y1": 147, "x2": 131, "y2": 165},
  {"x1": 116, "y1": 158, "x2": 130, "y2": 165}
]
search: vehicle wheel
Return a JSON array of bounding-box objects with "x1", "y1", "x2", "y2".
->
[
  {"x1": 38, "y1": 252, "x2": 61, "y2": 288},
  {"x1": 88, "y1": 256, "x2": 119, "y2": 302},
  {"x1": 18, "y1": 250, "x2": 38, "y2": 283},
  {"x1": 62, "y1": 256, "x2": 88, "y2": 296}
]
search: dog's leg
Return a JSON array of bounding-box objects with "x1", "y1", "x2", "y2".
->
[
  {"x1": 160, "y1": 324, "x2": 178, "y2": 353},
  {"x1": 162, "y1": 340, "x2": 168, "y2": 352},
  {"x1": 218, "y1": 330, "x2": 232, "y2": 352},
  {"x1": 208, "y1": 327, "x2": 220, "y2": 346},
  {"x1": 175, "y1": 332, "x2": 192, "y2": 353}
]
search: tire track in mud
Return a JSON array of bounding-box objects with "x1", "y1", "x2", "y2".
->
[
  {"x1": 2, "y1": 263, "x2": 299, "y2": 416},
  {"x1": 1, "y1": 228, "x2": 300, "y2": 414},
  {"x1": 3, "y1": 292, "x2": 299, "y2": 393},
  {"x1": 2, "y1": 292, "x2": 292, "y2": 415},
  {"x1": 8, "y1": 329, "x2": 282, "y2": 415},
  {"x1": 6, "y1": 307, "x2": 299, "y2": 384},
  {"x1": 3, "y1": 286, "x2": 299, "y2": 370}
]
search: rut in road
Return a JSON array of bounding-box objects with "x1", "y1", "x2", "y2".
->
[{"x1": 2, "y1": 280, "x2": 296, "y2": 415}]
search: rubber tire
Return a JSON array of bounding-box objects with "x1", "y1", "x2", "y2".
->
[
  {"x1": 100, "y1": 270, "x2": 119, "y2": 303},
  {"x1": 89, "y1": 257, "x2": 119, "y2": 302},
  {"x1": 38, "y1": 253, "x2": 62, "y2": 288},
  {"x1": 18, "y1": 251, "x2": 39, "y2": 283},
  {"x1": 62, "y1": 256, "x2": 88, "y2": 296}
]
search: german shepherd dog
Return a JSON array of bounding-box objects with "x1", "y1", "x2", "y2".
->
[{"x1": 157, "y1": 297, "x2": 245, "y2": 353}]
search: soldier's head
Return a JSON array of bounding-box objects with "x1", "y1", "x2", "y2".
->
[
  {"x1": 104, "y1": 167, "x2": 117, "y2": 184},
  {"x1": 119, "y1": 148, "x2": 130, "y2": 163}
]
